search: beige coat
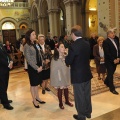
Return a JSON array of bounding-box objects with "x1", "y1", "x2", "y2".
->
[{"x1": 50, "y1": 58, "x2": 71, "y2": 87}]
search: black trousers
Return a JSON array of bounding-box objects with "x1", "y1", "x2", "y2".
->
[
  {"x1": 0, "y1": 68, "x2": 9, "y2": 105},
  {"x1": 105, "y1": 62, "x2": 117, "y2": 91},
  {"x1": 73, "y1": 81, "x2": 92, "y2": 120}
]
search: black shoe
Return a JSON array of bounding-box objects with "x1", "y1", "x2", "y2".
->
[
  {"x1": 4, "y1": 104, "x2": 14, "y2": 110},
  {"x1": 45, "y1": 87, "x2": 50, "y2": 91},
  {"x1": 73, "y1": 114, "x2": 78, "y2": 119},
  {"x1": 8, "y1": 100, "x2": 13, "y2": 103},
  {"x1": 86, "y1": 114, "x2": 91, "y2": 118},
  {"x1": 36, "y1": 99, "x2": 46, "y2": 104},
  {"x1": 42, "y1": 90, "x2": 45, "y2": 94},
  {"x1": 110, "y1": 90, "x2": 119, "y2": 95},
  {"x1": 32, "y1": 102, "x2": 40, "y2": 108}
]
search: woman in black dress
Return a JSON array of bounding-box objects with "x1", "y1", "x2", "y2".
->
[{"x1": 24, "y1": 29, "x2": 45, "y2": 108}]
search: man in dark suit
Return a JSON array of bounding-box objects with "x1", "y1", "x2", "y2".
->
[
  {"x1": 45, "y1": 33, "x2": 55, "y2": 50},
  {"x1": 103, "y1": 30, "x2": 120, "y2": 95},
  {"x1": 65, "y1": 25, "x2": 92, "y2": 120},
  {"x1": 0, "y1": 35, "x2": 14, "y2": 110}
]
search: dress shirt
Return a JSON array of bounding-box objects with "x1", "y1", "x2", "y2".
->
[{"x1": 109, "y1": 37, "x2": 118, "y2": 57}]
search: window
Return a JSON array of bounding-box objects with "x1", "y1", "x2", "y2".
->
[{"x1": 2, "y1": 22, "x2": 15, "y2": 30}]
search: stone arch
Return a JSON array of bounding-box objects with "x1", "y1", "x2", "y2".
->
[
  {"x1": 58, "y1": 0, "x2": 66, "y2": 35},
  {"x1": 30, "y1": 1, "x2": 39, "y2": 35},
  {"x1": 0, "y1": 17, "x2": 19, "y2": 42},
  {"x1": 0, "y1": 17, "x2": 18, "y2": 30},
  {"x1": 18, "y1": 20, "x2": 30, "y2": 38}
]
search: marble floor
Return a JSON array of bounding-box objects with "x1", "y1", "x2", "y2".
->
[{"x1": 0, "y1": 62, "x2": 120, "y2": 120}]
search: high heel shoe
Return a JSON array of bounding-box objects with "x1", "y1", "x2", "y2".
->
[
  {"x1": 59, "y1": 104, "x2": 64, "y2": 109},
  {"x1": 36, "y1": 99, "x2": 46, "y2": 104},
  {"x1": 32, "y1": 102, "x2": 40, "y2": 108}
]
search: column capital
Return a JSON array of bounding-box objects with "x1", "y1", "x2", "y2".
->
[
  {"x1": 63, "y1": 0, "x2": 79, "y2": 5},
  {"x1": 47, "y1": 8, "x2": 61, "y2": 14}
]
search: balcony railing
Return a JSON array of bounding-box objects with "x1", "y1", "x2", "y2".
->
[{"x1": 0, "y1": 2, "x2": 29, "y2": 8}]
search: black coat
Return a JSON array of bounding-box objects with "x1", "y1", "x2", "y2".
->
[
  {"x1": 103, "y1": 37, "x2": 120, "y2": 64},
  {"x1": 65, "y1": 38, "x2": 93, "y2": 84}
]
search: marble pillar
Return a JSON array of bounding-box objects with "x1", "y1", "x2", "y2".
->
[
  {"x1": 63, "y1": 0, "x2": 79, "y2": 35},
  {"x1": 48, "y1": 9, "x2": 61, "y2": 37}
]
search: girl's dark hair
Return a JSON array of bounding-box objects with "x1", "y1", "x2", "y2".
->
[
  {"x1": 53, "y1": 42, "x2": 63, "y2": 61},
  {"x1": 25, "y1": 29, "x2": 34, "y2": 45}
]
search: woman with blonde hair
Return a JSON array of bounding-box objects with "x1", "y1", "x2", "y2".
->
[
  {"x1": 93, "y1": 36, "x2": 106, "y2": 80},
  {"x1": 38, "y1": 34, "x2": 52, "y2": 94}
]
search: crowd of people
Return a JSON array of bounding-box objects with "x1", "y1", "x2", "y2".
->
[{"x1": 0, "y1": 25, "x2": 120, "y2": 120}]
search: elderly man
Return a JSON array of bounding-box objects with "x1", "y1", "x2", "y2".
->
[
  {"x1": 65, "y1": 25, "x2": 92, "y2": 120},
  {"x1": 0, "y1": 35, "x2": 14, "y2": 110},
  {"x1": 103, "y1": 29, "x2": 120, "y2": 95}
]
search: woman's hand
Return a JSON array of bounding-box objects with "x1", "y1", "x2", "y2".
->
[
  {"x1": 37, "y1": 66, "x2": 42, "y2": 73},
  {"x1": 45, "y1": 59, "x2": 50, "y2": 64}
]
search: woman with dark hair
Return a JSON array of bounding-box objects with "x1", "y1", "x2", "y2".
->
[
  {"x1": 50, "y1": 43, "x2": 73, "y2": 109},
  {"x1": 24, "y1": 29, "x2": 45, "y2": 108}
]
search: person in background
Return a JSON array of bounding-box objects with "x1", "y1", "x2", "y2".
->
[
  {"x1": 93, "y1": 37, "x2": 106, "y2": 81},
  {"x1": 89, "y1": 33, "x2": 98, "y2": 60},
  {"x1": 45, "y1": 33, "x2": 55, "y2": 50},
  {"x1": 38, "y1": 34, "x2": 52, "y2": 94},
  {"x1": 20, "y1": 37, "x2": 28, "y2": 70},
  {"x1": 0, "y1": 35, "x2": 14, "y2": 110},
  {"x1": 103, "y1": 29, "x2": 120, "y2": 95},
  {"x1": 65, "y1": 25, "x2": 92, "y2": 120},
  {"x1": 53, "y1": 36, "x2": 58, "y2": 44},
  {"x1": 4, "y1": 40, "x2": 18, "y2": 66},
  {"x1": 24, "y1": 29, "x2": 45, "y2": 108},
  {"x1": 50, "y1": 43, "x2": 73, "y2": 109}
]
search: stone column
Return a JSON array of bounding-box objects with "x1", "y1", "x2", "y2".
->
[
  {"x1": 72, "y1": 1, "x2": 79, "y2": 25},
  {"x1": 63, "y1": 0, "x2": 79, "y2": 35},
  {"x1": 48, "y1": 9, "x2": 61, "y2": 36},
  {"x1": 38, "y1": 15, "x2": 48, "y2": 36},
  {"x1": 85, "y1": 10, "x2": 90, "y2": 37},
  {"x1": 37, "y1": 15, "x2": 43, "y2": 34}
]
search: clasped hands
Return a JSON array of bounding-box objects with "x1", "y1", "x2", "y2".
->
[
  {"x1": 37, "y1": 66, "x2": 42, "y2": 73},
  {"x1": 114, "y1": 58, "x2": 120, "y2": 64}
]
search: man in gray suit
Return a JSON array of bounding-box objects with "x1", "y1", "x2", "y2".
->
[{"x1": 65, "y1": 25, "x2": 92, "y2": 120}]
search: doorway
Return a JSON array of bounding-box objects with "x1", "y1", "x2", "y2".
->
[{"x1": 2, "y1": 29, "x2": 16, "y2": 45}]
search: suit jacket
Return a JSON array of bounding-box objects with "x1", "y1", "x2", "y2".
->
[
  {"x1": 0, "y1": 44, "x2": 11, "y2": 74},
  {"x1": 45, "y1": 38, "x2": 55, "y2": 50},
  {"x1": 24, "y1": 43, "x2": 40, "y2": 70},
  {"x1": 103, "y1": 37, "x2": 120, "y2": 64},
  {"x1": 65, "y1": 38, "x2": 92, "y2": 84},
  {"x1": 93, "y1": 44, "x2": 101, "y2": 65}
]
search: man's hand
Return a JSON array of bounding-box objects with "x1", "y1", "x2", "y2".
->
[
  {"x1": 8, "y1": 61, "x2": 13, "y2": 69},
  {"x1": 114, "y1": 59, "x2": 119, "y2": 64}
]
